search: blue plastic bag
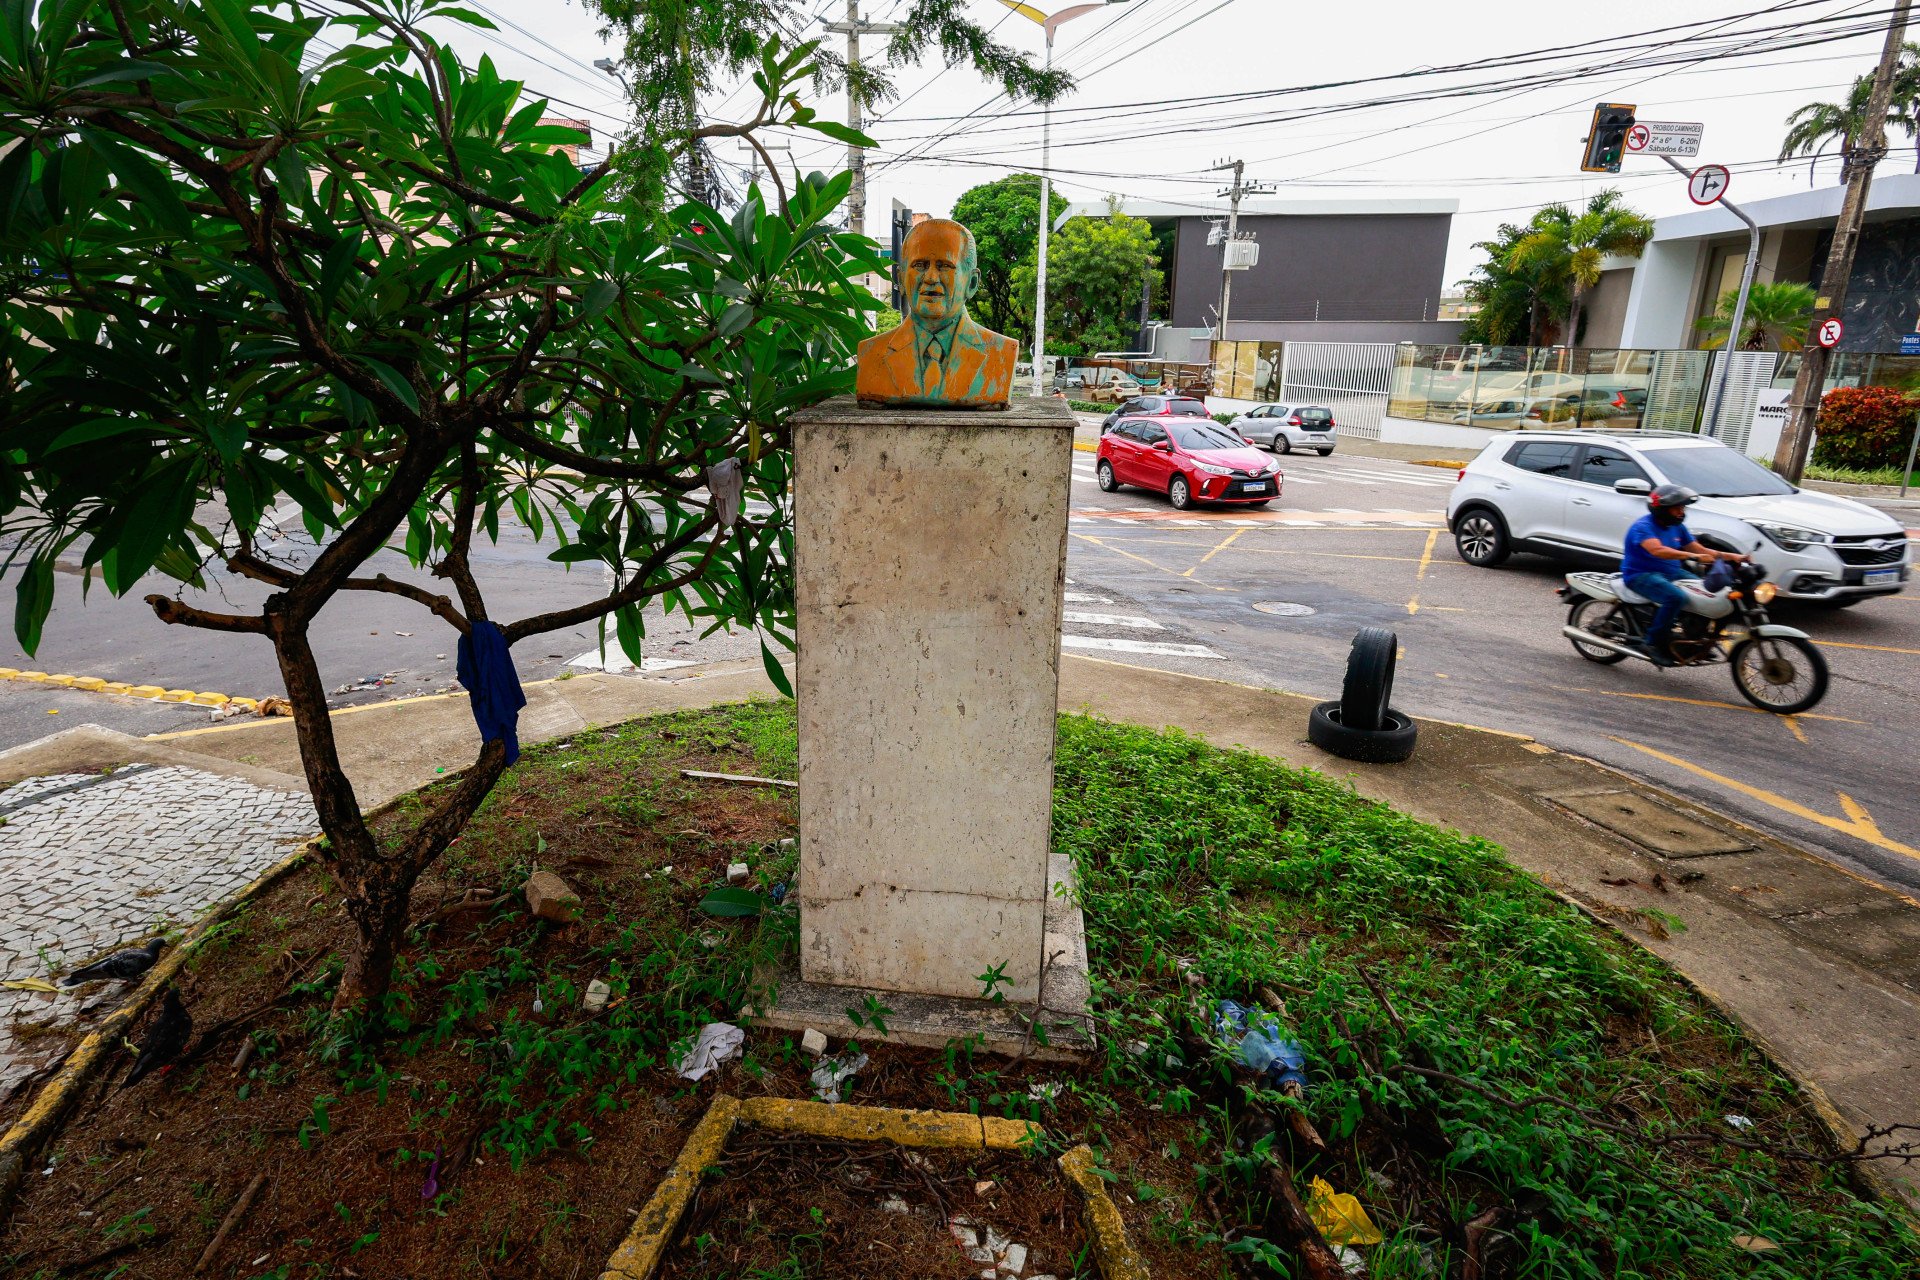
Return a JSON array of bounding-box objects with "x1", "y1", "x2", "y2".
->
[{"x1": 1214, "y1": 999, "x2": 1307, "y2": 1089}]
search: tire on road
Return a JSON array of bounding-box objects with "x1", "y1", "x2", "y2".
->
[
  {"x1": 1277, "y1": 436, "x2": 1293, "y2": 454},
  {"x1": 1097, "y1": 459, "x2": 1119, "y2": 492},
  {"x1": 1308, "y1": 700, "x2": 1418, "y2": 764},
  {"x1": 1340, "y1": 626, "x2": 1398, "y2": 732},
  {"x1": 1452, "y1": 506, "x2": 1510, "y2": 567},
  {"x1": 1169, "y1": 475, "x2": 1196, "y2": 510},
  {"x1": 1729, "y1": 636, "x2": 1830, "y2": 714},
  {"x1": 1566, "y1": 598, "x2": 1631, "y2": 664},
  {"x1": 1316, "y1": 448, "x2": 1334, "y2": 457}
]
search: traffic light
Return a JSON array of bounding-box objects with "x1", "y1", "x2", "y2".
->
[{"x1": 1581, "y1": 103, "x2": 1636, "y2": 173}]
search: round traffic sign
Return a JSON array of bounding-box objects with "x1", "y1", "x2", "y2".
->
[
  {"x1": 1815, "y1": 316, "x2": 1845, "y2": 349},
  {"x1": 1687, "y1": 164, "x2": 1731, "y2": 205},
  {"x1": 1626, "y1": 123, "x2": 1651, "y2": 152}
]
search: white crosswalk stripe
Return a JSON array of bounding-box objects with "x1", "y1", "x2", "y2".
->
[
  {"x1": 1062, "y1": 636, "x2": 1225, "y2": 659},
  {"x1": 1062, "y1": 610, "x2": 1164, "y2": 630},
  {"x1": 1064, "y1": 591, "x2": 1113, "y2": 603}
]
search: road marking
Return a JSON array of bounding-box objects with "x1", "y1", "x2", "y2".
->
[
  {"x1": 1062, "y1": 610, "x2": 1164, "y2": 630},
  {"x1": 1578, "y1": 687, "x2": 1862, "y2": 725},
  {"x1": 1069, "y1": 532, "x2": 1232, "y2": 591},
  {"x1": 1061, "y1": 636, "x2": 1225, "y2": 659},
  {"x1": 1184, "y1": 527, "x2": 1249, "y2": 577},
  {"x1": 1612, "y1": 736, "x2": 1919, "y2": 863},
  {"x1": 1063, "y1": 591, "x2": 1112, "y2": 604},
  {"x1": 566, "y1": 649, "x2": 701, "y2": 674},
  {"x1": 1784, "y1": 715, "x2": 1810, "y2": 745},
  {"x1": 1812, "y1": 638, "x2": 1920, "y2": 657},
  {"x1": 1416, "y1": 529, "x2": 1439, "y2": 581}
]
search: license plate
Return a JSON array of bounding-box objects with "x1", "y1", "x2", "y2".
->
[
  {"x1": 1242, "y1": 482, "x2": 1271, "y2": 495},
  {"x1": 1865, "y1": 569, "x2": 1899, "y2": 585}
]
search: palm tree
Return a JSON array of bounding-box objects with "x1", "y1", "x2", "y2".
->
[
  {"x1": 1780, "y1": 44, "x2": 1920, "y2": 180},
  {"x1": 1509, "y1": 190, "x2": 1654, "y2": 346},
  {"x1": 1694, "y1": 281, "x2": 1818, "y2": 351}
]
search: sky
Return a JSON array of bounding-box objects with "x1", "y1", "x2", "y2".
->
[{"x1": 392, "y1": 0, "x2": 1915, "y2": 287}]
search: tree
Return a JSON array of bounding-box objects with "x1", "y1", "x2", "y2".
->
[
  {"x1": 1780, "y1": 44, "x2": 1920, "y2": 180},
  {"x1": 1455, "y1": 220, "x2": 1566, "y2": 347},
  {"x1": 1013, "y1": 207, "x2": 1157, "y2": 357},
  {"x1": 1694, "y1": 281, "x2": 1818, "y2": 351},
  {"x1": 0, "y1": 0, "x2": 886, "y2": 1010},
  {"x1": 586, "y1": 0, "x2": 1072, "y2": 211},
  {"x1": 1508, "y1": 189, "x2": 1652, "y2": 346},
  {"x1": 950, "y1": 173, "x2": 1067, "y2": 341}
]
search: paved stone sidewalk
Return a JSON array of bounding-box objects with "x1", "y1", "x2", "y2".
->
[{"x1": 0, "y1": 764, "x2": 315, "y2": 1096}]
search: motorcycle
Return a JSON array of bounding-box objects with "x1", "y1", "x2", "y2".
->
[{"x1": 1558, "y1": 558, "x2": 1830, "y2": 714}]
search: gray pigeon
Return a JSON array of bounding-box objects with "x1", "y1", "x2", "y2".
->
[{"x1": 61, "y1": 938, "x2": 165, "y2": 986}]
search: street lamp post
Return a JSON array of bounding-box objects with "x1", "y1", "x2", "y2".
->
[{"x1": 998, "y1": 3, "x2": 1124, "y2": 398}]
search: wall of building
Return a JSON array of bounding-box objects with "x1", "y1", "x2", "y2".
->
[
  {"x1": 1170, "y1": 213, "x2": 1452, "y2": 329},
  {"x1": 1222, "y1": 319, "x2": 1464, "y2": 344},
  {"x1": 1579, "y1": 268, "x2": 1635, "y2": 347}
]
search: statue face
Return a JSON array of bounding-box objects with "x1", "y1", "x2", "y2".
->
[{"x1": 902, "y1": 223, "x2": 972, "y2": 327}]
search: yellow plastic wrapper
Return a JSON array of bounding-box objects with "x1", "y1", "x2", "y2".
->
[{"x1": 1306, "y1": 1176, "x2": 1384, "y2": 1246}]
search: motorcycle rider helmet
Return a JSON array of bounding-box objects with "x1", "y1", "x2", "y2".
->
[{"x1": 1648, "y1": 483, "x2": 1699, "y2": 528}]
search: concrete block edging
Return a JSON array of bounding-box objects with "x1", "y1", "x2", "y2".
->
[{"x1": 596, "y1": 1093, "x2": 1148, "y2": 1280}]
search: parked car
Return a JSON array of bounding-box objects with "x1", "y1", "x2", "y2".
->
[
  {"x1": 1446, "y1": 429, "x2": 1910, "y2": 605},
  {"x1": 1227, "y1": 404, "x2": 1337, "y2": 455},
  {"x1": 1099, "y1": 394, "x2": 1211, "y2": 433},
  {"x1": 1096, "y1": 417, "x2": 1283, "y2": 510}
]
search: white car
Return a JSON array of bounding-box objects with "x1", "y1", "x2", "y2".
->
[
  {"x1": 1227, "y1": 404, "x2": 1337, "y2": 455},
  {"x1": 1446, "y1": 429, "x2": 1910, "y2": 606}
]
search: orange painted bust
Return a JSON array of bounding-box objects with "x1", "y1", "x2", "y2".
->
[{"x1": 856, "y1": 218, "x2": 1018, "y2": 410}]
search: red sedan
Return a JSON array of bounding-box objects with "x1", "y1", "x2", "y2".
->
[{"x1": 1095, "y1": 417, "x2": 1283, "y2": 510}]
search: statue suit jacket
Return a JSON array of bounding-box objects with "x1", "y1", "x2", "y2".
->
[{"x1": 855, "y1": 315, "x2": 1017, "y2": 408}]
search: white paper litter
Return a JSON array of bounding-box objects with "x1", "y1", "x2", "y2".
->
[
  {"x1": 675, "y1": 1022, "x2": 745, "y2": 1081},
  {"x1": 810, "y1": 1050, "x2": 868, "y2": 1102}
]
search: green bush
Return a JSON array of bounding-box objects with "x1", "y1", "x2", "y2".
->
[
  {"x1": 1813, "y1": 385, "x2": 1920, "y2": 470},
  {"x1": 1067, "y1": 399, "x2": 1108, "y2": 414}
]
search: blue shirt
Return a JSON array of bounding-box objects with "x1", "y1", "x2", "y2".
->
[{"x1": 1622, "y1": 514, "x2": 1689, "y2": 576}]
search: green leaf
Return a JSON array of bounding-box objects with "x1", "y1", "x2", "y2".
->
[
  {"x1": 12, "y1": 556, "x2": 54, "y2": 655},
  {"x1": 545, "y1": 543, "x2": 601, "y2": 564},
  {"x1": 760, "y1": 639, "x2": 794, "y2": 698},
  {"x1": 699, "y1": 887, "x2": 772, "y2": 918},
  {"x1": 79, "y1": 129, "x2": 192, "y2": 237},
  {"x1": 614, "y1": 603, "x2": 643, "y2": 667},
  {"x1": 46, "y1": 417, "x2": 151, "y2": 452},
  {"x1": 579, "y1": 279, "x2": 619, "y2": 318},
  {"x1": 356, "y1": 358, "x2": 420, "y2": 414},
  {"x1": 716, "y1": 301, "x2": 755, "y2": 337},
  {"x1": 796, "y1": 118, "x2": 876, "y2": 149}
]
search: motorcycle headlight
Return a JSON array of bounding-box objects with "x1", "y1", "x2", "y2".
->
[
  {"x1": 1753, "y1": 581, "x2": 1778, "y2": 604},
  {"x1": 1749, "y1": 521, "x2": 1833, "y2": 552},
  {"x1": 1195, "y1": 462, "x2": 1234, "y2": 476}
]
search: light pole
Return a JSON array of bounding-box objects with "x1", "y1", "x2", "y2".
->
[{"x1": 997, "y1": 2, "x2": 1125, "y2": 398}]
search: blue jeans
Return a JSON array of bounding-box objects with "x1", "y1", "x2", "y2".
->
[{"x1": 1626, "y1": 565, "x2": 1691, "y2": 650}]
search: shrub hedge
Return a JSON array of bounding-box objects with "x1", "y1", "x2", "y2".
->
[{"x1": 1812, "y1": 384, "x2": 1920, "y2": 469}]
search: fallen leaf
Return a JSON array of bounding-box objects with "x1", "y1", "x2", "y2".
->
[
  {"x1": 1731, "y1": 1234, "x2": 1777, "y2": 1252},
  {"x1": 3, "y1": 978, "x2": 62, "y2": 993}
]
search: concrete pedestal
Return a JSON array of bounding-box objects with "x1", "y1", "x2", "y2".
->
[{"x1": 791, "y1": 396, "x2": 1074, "y2": 1004}]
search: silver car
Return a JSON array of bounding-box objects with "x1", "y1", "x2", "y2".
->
[
  {"x1": 1228, "y1": 404, "x2": 1337, "y2": 455},
  {"x1": 1445, "y1": 429, "x2": 1910, "y2": 606}
]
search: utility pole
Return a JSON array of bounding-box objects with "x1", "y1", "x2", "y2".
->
[
  {"x1": 1774, "y1": 0, "x2": 1911, "y2": 480},
  {"x1": 1209, "y1": 157, "x2": 1272, "y2": 343},
  {"x1": 824, "y1": 1, "x2": 901, "y2": 237},
  {"x1": 737, "y1": 136, "x2": 791, "y2": 192}
]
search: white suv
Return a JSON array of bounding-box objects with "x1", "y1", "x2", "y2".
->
[{"x1": 1446, "y1": 429, "x2": 1910, "y2": 606}]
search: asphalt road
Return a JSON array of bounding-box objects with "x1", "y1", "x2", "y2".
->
[{"x1": 1059, "y1": 442, "x2": 1920, "y2": 899}]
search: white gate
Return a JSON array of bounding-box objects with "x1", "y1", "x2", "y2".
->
[
  {"x1": 1702, "y1": 351, "x2": 1781, "y2": 453},
  {"x1": 1277, "y1": 342, "x2": 1396, "y2": 441}
]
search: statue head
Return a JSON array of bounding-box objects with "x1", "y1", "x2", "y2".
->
[{"x1": 898, "y1": 218, "x2": 979, "y2": 329}]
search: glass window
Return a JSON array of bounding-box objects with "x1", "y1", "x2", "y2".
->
[
  {"x1": 1138, "y1": 422, "x2": 1169, "y2": 446},
  {"x1": 1297, "y1": 407, "x2": 1333, "y2": 423},
  {"x1": 1169, "y1": 398, "x2": 1209, "y2": 416},
  {"x1": 1171, "y1": 422, "x2": 1246, "y2": 450},
  {"x1": 1576, "y1": 446, "x2": 1649, "y2": 487},
  {"x1": 1110, "y1": 421, "x2": 1139, "y2": 442},
  {"x1": 1506, "y1": 441, "x2": 1579, "y2": 478},
  {"x1": 1645, "y1": 445, "x2": 1795, "y2": 497}
]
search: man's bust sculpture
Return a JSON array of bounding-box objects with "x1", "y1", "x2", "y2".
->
[{"x1": 857, "y1": 218, "x2": 1018, "y2": 410}]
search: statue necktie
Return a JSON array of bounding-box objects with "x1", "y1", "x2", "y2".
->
[{"x1": 921, "y1": 340, "x2": 945, "y2": 396}]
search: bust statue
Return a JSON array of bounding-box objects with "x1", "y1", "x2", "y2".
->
[{"x1": 856, "y1": 218, "x2": 1018, "y2": 410}]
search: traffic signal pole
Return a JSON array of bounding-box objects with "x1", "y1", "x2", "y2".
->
[
  {"x1": 1773, "y1": 0, "x2": 1911, "y2": 481},
  {"x1": 1662, "y1": 154, "x2": 1759, "y2": 439},
  {"x1": 824, "y1": 1, "x2": 901, "y2": 237}
]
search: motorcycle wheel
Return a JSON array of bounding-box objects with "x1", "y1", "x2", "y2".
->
[
  {"x1": 1567, "y1": 598, "x2": 1632, "y2": 665},
  {"x1": 1729, "y1": 636, "x2": 1829, "y2": 714}
]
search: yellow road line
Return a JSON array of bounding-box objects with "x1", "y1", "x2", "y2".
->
[
  {"x1": 1577, "y1": 687, "x2": 1862, "y2": 725},
  {"x1": 1812, "y1": 638, "x2": 1920, "y2": 657},
  {"x1": 1070, "y1": 532, "x2": 1231, "y2": 590},
  {"x1": 1416, "y1": 528, "x2": 1440, "y2": 581},
  {"x1": 1183, "y1": 527, "x2": 1248, "y2": 577},
  {"x1": 1612, "y1": 736, "x2": 1919, "y2": 863}
]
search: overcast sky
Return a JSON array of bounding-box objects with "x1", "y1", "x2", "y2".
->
[{"x1": 407, "y1": 0, "x2": 1913, "y2": 286}]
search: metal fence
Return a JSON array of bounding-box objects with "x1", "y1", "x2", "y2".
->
[{"x1": 1209, "y1": 340, "x2": 1396, "y2": 440}]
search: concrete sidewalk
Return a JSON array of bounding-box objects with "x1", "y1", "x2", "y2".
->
[{"x1": 8, "y1": 655, "x2": 1917, "y2": 1196}]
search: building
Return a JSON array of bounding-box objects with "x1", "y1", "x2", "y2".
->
[
  {"x1": 1054, "y1": 196, "x2": 1465, "y2": 354},
  {"x1": 1604, "y1": 172, "x2": 1920, "y2": 353}
]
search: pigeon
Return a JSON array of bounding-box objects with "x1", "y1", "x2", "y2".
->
[
  {"x1": 61, "y1": 938, "x2": 165, "y2": 986},
  {"x1": 122, "y1": 987, "x2": 192, "y2": 1088}
]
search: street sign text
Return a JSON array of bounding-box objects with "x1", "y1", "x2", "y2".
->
[{"x1": 1625, "y1": 120, "x2": 1703, "y2": 157}]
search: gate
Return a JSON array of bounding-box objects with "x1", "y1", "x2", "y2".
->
[{"x1": 1277, "y1": 342, "x2": 1396, "y2": 440}]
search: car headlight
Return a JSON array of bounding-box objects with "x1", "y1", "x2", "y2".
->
[
  {"x1": 1749, "y1": 521, "x2": 1834, "y2": 552},
  {"x1": 1195, "y1": 462, "x2": 1234, "y2": 476}
]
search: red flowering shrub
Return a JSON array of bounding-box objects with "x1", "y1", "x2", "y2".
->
[{"x1": 1813, "y1": 385, "x2": 1920, "y2": 469}]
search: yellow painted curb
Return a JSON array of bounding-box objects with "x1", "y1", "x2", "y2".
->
[
  {"x1": 737, "y1": 1096, "x2": 1039, "y2": 1149},
  {"x1": 16, "y1": 672, "x2": 47, "y2": 682},
  {"x1": 1073, "y1": 440, "x2": 1098, "y2": 453},
  {"x1": 0, "y1": 668, "x2": 17, "y2": 679},
  {"x1": 0, "y1": 668, "x2": 250, "y2": 710},
  {"x1": 188, "y1": 692, "x2": 230, "y2": 707},
  {"x1": 1060, "y1": 1144, "x2": 1151, "y2": 1280},
  {"x1": 128, "y1": 685, "x2": 164, "y2": 698},
  {"x1": 158, "y1": 689, "x2": 195, "y2": 702},
  {"x1": 45, "y1": 674, "x2": 76, "y2": 687},
  {"x1": 0, "y1": 840, "x2": 314, "y2": 1223},
  {"x1": 70, "y1": 677, "x2": 105, "y2": 692},
  {"x1": 599, "y1": 1095, "x2": 741, "y2": 1280}
]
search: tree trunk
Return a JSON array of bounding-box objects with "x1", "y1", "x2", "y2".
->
[{"x1": 1565, "y1": 285, "x2": 1584, "y2": 350}]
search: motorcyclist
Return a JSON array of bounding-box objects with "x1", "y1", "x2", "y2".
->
[{"x1": 1622, "y1": 484, "x2": 1749, "y2": 666}]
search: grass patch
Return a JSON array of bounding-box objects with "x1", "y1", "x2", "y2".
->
[
  {"x1": 3, "y1": 703, "x2": 1912, "y2": 1280},
  {"x1": 1801, "y1": 462, "x2": 1919, "y2": 487}
]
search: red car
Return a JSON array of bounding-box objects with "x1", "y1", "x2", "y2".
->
[{"x1": 1095, "y1": 417, "x2": 1283, "y2": 510}]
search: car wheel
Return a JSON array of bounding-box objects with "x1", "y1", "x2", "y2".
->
[
  {"x1": 1453, "y1": 508, "x2": 1510, "y2": 567},
  {"x1": 1307, "y1": 701, "x2": 1418, "y2": 764},
  {"x1": 1278, "y1": 436, "x2": 1293, "y2": 455},
  {"x1": 1316, "y1": 448, "x2": 1334, "y2": 457},
  {"x1": 1169, "y1": 475, "x2": 1195, "y2": 510},
  {"x1": 1340, "y1": 626, "x2": 1397, "y2": 732},
  {"x1": 1096, "y1": 460, "x2": 1119, "y2": 493}
]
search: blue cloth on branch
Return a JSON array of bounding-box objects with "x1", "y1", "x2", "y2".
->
[{"x1": 456, "y1": 620, "x2": 526, "y2": 764}]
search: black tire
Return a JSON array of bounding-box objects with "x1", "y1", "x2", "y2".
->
[
  {"x1": 1278, "y1": 436, "x2": 1293, "y2": 455},
  {"x1": 1340, "y1": 626, "x2": 1398, "y2": 732},
  {"x1": 1096, "y1": 459, "x2": 1119, "y2": 493},
  {"x1": 1316, "y1": 448, "x2": 1334, "y2": 457},
  {"x1": 1729, "y1": 636, "x2": 1829, "y2": 714},
  {"x1": 1453, "y1": 507, "x2": 1510, "y2": 567},
  {"x1": 1169, "y1": 475, "x2": 1195, "y2": 510},
  {"x1": 1566, "y1": 597, "x2": 1631, "y2": 664},
  {"x1": 1308, "y1": 700, "x2": 1418, "y2": 764}
]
